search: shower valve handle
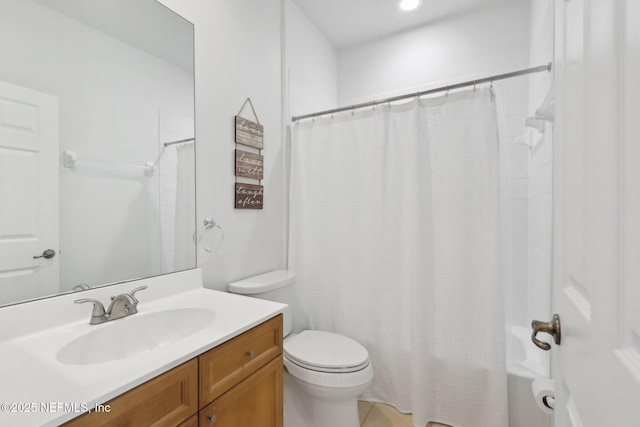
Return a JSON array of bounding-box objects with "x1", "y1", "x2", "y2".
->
[{"x1": 531, "y1": 314, "x2": 561, "y2": 351}]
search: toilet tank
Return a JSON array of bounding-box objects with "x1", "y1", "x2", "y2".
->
[{"x1": 228, "y1": 270, "x2": 295, "y2": 336}]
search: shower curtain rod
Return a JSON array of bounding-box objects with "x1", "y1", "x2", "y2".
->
[
  {"x1": 164, "y1": 137, "x2": 195, "y2": 147},
  {"x1": 291, "y1": 63, "x2": 552, "y2": 122}
]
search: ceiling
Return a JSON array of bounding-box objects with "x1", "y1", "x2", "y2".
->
[
  {"x1": 291, "y1": 0, "x2": 509, "y2": 48},
  {"x1": 34, "y1": 0, "x2": 194, "y2": 71}
]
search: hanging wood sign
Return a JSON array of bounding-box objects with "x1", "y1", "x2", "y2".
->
[
  {"x1": 235, "y1": 183, "x2": 264, "y2": 209},
  {"x1": 235, "y1": 116, "x2": 264, "y2": 149},
  {"x1": 235, "y1": 149, "x2": 264, "y2": 180},
  {"x1": 234, "y1": 98, "x2": 264, "y2": 210}
]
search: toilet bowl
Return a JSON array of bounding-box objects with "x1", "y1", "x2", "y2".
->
[
  {"x1": 283, "y1": 330, "x2": 374, "y2": 427},
  {"x1": 228, "y1": 270, "x2": 373, "y2": 427}
]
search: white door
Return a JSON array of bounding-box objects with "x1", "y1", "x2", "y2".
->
[
  {"x1": 0, "y1": 81, "x2": 59, "y2": 306},
  {"x1": 551, "y1": 0, "x2": 640, "y2": 425}
]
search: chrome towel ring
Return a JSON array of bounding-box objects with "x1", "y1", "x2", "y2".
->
[{"x1": 198, "y1": 218, "x2": 224, "y2": 252}]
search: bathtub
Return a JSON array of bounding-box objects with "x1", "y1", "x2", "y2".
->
[{"x1": 507, "y1": 325, "x2": 552, "y2": 427}]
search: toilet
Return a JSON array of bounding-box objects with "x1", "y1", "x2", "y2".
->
[{"x1": 229, "y1": 270, "x2": 373, "y2": 427}]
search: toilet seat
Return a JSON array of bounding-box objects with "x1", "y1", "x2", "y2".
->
[
  {"x1": 283, "y1": 330, "x2": 374, "y2": 389},
  {"x1": 283, "y1": 353, "x2": 374, "y2": 389},
  {"x1": 284, "y1": 330, "x2": 370, "y2": 373}
]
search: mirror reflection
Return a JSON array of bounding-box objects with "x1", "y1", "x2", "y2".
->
[{"x1": 0, "y1": 0, "x2": 196, "y2": 307}]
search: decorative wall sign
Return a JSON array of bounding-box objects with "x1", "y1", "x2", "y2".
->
[
  {"x1": 235, "y1": 183, "x2": 264, "y2": 209},
  {"x1": 235, "y1": 116, "x2": 264, "y2": 149},
  {"x1": 234, "y1": 97, "x2": 264, "y2": 210},
  {"x1": 235, "y1": 149, "x2": 264, "y2": 180}
]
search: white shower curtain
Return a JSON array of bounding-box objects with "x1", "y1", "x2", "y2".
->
[{"x1": 289, "y1": 88, "x2": 508, "y2": 427}]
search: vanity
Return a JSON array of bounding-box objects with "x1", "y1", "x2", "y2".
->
[
  {"x1": 65, "y1": 316, "x2": 283, "y2": 427},
  {"x1": 0, "y1": 269, "x2": 286, "y2": 427}
]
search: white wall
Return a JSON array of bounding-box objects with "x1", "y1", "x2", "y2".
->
[
  {"x1": 0, "y1": 0, "x2": 194, "y2": 292},
  {"x1": 285, "y1": 0, "x2": 338, "y2": 119},
  {"x1": 158, "y1": 0, "x2": 285, "y2": 290},
  {"x1": 337, "y1": 0, "x2": 531, "y2": 105}
]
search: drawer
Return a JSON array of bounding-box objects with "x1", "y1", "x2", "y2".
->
[
  {"x1": 64, "y1": 358, "x2": 198, "y2": 427},
  {"x1": 199, "y1": 357, "x2": 283, "y2": 427},
  {"x1": 199, "y1": 314, "x2": 282, "y2": 407}
]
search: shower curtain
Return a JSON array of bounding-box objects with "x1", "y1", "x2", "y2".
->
[{"x1": 289, "y1": 88, "x2": 508, "y2": 427}]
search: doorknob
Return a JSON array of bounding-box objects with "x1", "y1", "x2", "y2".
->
[
  {"x1": 531, "y1": 314, "x2": 561, "y2": 351},
  {"x1": 33, "y1": 249, "x2": 56, "y2": 259}
]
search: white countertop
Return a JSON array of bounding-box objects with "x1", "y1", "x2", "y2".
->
[{"x1": 0, "y1": 269, "x2": 286, "y2": 426}]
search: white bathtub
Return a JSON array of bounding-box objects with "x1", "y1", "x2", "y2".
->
[{"x1": 507, "y1": 326, "x2": 552, "y2": 427}]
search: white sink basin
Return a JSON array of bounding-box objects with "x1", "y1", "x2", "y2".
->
[{"x1": 57, "y1": 308, "x2": 215, "y2": 365}]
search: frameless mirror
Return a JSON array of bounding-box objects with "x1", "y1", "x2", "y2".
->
[{"x1": 0, "y1": 0, "x2": 196, "y2": 307}]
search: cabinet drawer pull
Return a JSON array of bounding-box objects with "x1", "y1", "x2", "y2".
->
[
  {"x1": 207, "y1": 414, "x2": 217, "y2": 424},
  {"x1": 247, "y1": 351, "x2": 255, "y2": 359}
]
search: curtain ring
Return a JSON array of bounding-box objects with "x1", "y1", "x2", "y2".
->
[{"x1": 197, "y1": 218, "x2": 224, "y2": 252}]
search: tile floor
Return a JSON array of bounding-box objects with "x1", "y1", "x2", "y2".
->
[{"x1": 358, "y1": 401, "x2": 452, "y2": 427}]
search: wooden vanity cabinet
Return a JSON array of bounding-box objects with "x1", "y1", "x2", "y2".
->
[
  {"x1": 63, "y1": 359, "x2": 198, "y2": 427},
  {"x1": 63, "y1": 314, "x2": 283, "y2": 427}
]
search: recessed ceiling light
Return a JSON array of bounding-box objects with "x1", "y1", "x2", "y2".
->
[{"x1": 398, "y1": 0, "x2": 423, "y2": 12}]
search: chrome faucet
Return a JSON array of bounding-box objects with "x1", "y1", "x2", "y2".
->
[{"x1": 75, "y1": 286, "x2": 147, "y2": 325}]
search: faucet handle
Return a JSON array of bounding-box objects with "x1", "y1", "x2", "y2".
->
[
  {"x1": 75, "y1": 298, "x2": 106, "y2": 315},
  {"x1": 129, "y1": 286, "x2": 147, "y2": 304},
  {"x1": 122, "y1": 286, "x2": 148, "y2": 315},
  {"x1": 75, "y1": 298, "x2": 107, "y2": 324}
]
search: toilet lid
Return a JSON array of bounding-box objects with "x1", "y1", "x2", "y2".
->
[{"x1": 284, "y1": 330, "x2": 369, "y2": 373}]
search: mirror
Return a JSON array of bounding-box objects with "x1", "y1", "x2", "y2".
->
[{"x1": 0, "y1": 0, "x2": 196, "y2": 307}]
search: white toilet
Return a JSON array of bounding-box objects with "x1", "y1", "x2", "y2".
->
[{"x1": 229, "y1": 270, "x2": 373, "y2": 427}]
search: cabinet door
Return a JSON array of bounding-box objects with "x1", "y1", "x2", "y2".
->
[
  {"x1": 199, "y1": 357, "x2": 283, "y2": 427},
  {"x1": 178, "y1": 414, "x2": 198, "y2": 427},
  {"x1": 200, "y1": 315, "x2": 283, "y2": 407},
  {"x1": 64, "y1": 359, "x2": 198, "y2": 427}
]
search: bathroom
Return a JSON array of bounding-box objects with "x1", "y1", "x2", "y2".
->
[{"x1": 0, "y1": 0, "x2": 638, "y2": 426}]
